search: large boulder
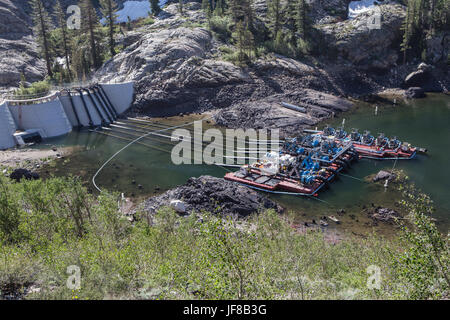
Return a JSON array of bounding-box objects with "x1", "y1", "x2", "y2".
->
[
  {"x1": 317, "y1": 4, "x2": 406, "y2": 71},
  {"x1": 372, "y1": 170, "x2": 396, "y2": 182},
  {"x1": 95, "y1": 25, "x2": 249, "y2": 114},
  {"x1": 0, "y1": 36, "x2": 46, "y2": 88},
  {"x1": 404, "y1": 87, "x2": 426, "y2": 99},
  {"x1": 368, "y1": 207, "x2": 400, "y2": 224},
  {"x1": 404, "y1": 68, "x2": 430, "y2": 87},
  {"x1": 140, "y1": 175, "x2": 283, "y2": 217},
  {"x1": 9, "y1": 168, "x2": 40, "y2": 182}
]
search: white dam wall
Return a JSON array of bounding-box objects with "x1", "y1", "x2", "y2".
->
[
  {"x1": 100, "y1": 82, "x2": 134, "y2": 115},
  {"x1": 8, "y1": 95, "x2": 73, "y2": 138},
  {"x1": 0, "y1": 102, "x2": 17, "y2": 150},
  {"x1": 0, "y1": 82, "x2": 134, "y2": 150}
]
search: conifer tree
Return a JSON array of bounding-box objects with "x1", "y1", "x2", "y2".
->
[
  {"x1": 80, "y1": 0, "x2": 101, "y2": 69},
  {"x1": 149, "y1": 0, "x2": 161, "y2": 16},
  {"x1": 267, "y1": 0, "x2": 282, "y2": 39},
  {"x1": 401, "y1": 0, "x2": 413, "y2": 63},
  {"x1": 54, "y1": 0, "x2": 72, "y2": 80},
  {"x1": 296, "y1": 0, "x2": 309, "y2": 39},
  {"x1": 178, "y1": 0, "x2": 184, "y2": 15},
  {"x1": 100, "y1": 0, "x2": 118, "y2": 57},
  {"x1": 202, "y1": 0, "x2": 211, "y2": 14},
  {"x1": 214, "y1": 0, "x2": 226, "y2": 16},
  {"x1": 30, "y1": 0, "x2": 53, "y2": 77}
]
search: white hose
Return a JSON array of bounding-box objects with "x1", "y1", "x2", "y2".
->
[{"x1": 92, "y1": 117, "x2": 211, "y2": 193}]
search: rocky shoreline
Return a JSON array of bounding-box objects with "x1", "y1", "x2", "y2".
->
[
  {"x1": 138, "y1": 175, "x2": 283, "y2": 218},
  {"x1": 0, "y1": 146, "x2": 74, "y2": 170}
]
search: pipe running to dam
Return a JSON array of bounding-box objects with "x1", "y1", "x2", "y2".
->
[
  {"x1": 92, "y1": 87, "x2": 115, "y2": 122},
  {"x1": 83, "y1": 88, "x2": 107, "y2": 126},
  {"x1": 77, "y1": 88, "x2": 94, "y2": 127},
  {"x1": 94, "y1": 85, "x2": 118, "y2": 119},
  {"x1": 65, "y1": 89, "x2": 81, "y2": 128},
  {"x1": 98, "y1": 84, "x2": 118, "y2": 117},
  {"x1": 89, "y1": 88, "x2": 113, "y2": 124}
]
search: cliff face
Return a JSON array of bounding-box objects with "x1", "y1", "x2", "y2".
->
[
  {"x1": 0, "y1": 0, "x2": 45, "y2": 89},
  {"x1": 317, "y1": 4, "x2": 406, "y2": 72}
]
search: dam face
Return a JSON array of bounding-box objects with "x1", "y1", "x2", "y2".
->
[{"x1": 0, "y1": 82, "x2": 134, "y2": 150}]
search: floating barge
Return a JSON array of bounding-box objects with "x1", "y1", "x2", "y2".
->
[
  {"x1": 224, "y1": 134, "x2": 359, "y2": 196},
  {"x1": 305, "y1": 126, "x2": 427, "y2": 160},
  {"x1": 225, "y1": 125, "x2": 426, "y2": 196}
]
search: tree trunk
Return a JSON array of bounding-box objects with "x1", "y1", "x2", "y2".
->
[{"x1": 38, "y1": 3, "x2": 52, "y2": 77}]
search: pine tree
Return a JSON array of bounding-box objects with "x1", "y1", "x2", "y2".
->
[
  {"x1": 30, "y1": 0, "x2": 53, "y2": 77},
  {"x1": 54, "y1": 0, "x2": 72, "y2": 80},
  {"x1": 214, "y1": 0, "x2": 226, "y2": 16},
  {"x1": 202, "y1": 0, "x2": 211, "y2": 14},
  {"x1": 178, "y1": 0, "x2": 184, "y2": 16},
  {"x1": 267, "y1": 0, "x2": 282, "y2": 39},
  {"x1": 229, "y1": 0, "x2": 254, "y2": 28},
  {"x1": 228, "y1": 0, "x2": 255, "y2": 63},
  {"x1": 100, "y1": 0, "x2": 118, "y2": 57},
  {"x1": 80, "y1": 0, "x2": 101, "y2": 69},
  {"x1": 149, "y1": 0, "x2": 161, "y2": 16},
  {"x1": 296, "y1": 0, "x2": 309, "y2": 39},
  {"x1": 401, "y1": 0, "x2": 414, "y2": 63}
]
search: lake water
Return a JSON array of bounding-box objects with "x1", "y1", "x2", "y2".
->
[{"x1": 37, "y1": 94, "x2": 450, "y2": 235}]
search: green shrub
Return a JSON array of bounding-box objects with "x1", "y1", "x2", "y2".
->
[
  {"x1": 209, "y1": 15, "x2": 232, "y2": 42},
  {"x1": 14, "y1": 80, "x2": 51, "y2": 98},
  {"x1": 0, "y1": 174, "x2": 447, "y2": 300}
]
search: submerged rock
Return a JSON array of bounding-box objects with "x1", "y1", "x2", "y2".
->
[
  {"x1": 368, "y1": 207, "x2": 401, "y2": 223},
  {"x1": 140, "y1": 175, "x2": 283, "y2": 217}
]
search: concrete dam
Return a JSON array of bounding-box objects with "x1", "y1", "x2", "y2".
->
[{"x1": 0, "y1": 82, "x2": 134, "y2": 150}]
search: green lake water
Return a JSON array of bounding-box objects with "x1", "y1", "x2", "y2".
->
[{"x1": 37, "y1": 94, "x2": 450, "y2": 235}]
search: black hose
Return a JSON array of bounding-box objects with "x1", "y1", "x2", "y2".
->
[
  {"x1": 89, "y1": 87, "x2": 114, "y2": 124},
  {"x1": 83, "y1": 88, "x2": 107, "y2": 126},
  {"x1": 65, "y1": 90, "x2": 81, "y2": 128},
  {"x1": 94, "y1": 85, "x2": 117, "y2": 120},
  {"x1": 98, "y1": 84, "x2": 118, "y2": 116},
  {"x1": 77, "y1": 89, "x2": 94, "y2": 127}
]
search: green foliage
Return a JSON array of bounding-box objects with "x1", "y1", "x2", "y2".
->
[
  {"x1": 100, "y1": 0, "x2": 119, "y2": 57},
  {"x1": 209, "y1": 15, "x2": 233, "y2": 42},
  {"x1": 401, "y1": 0, "x2": 450, "y2": 63},
  {"x1": 0, "y1": 175, "x2": 447, "y2": 300},
  {"x1": 30, "y1": 0, "x2": 53, "y2": 77},
  {"x1": 14, "y1": 80, "x2": 50, "y2": 98},
  {"x1": 136, "y1": 17, "x2": 155, "y2": 27},
  {"x1": 392, "y1": 177, "x2": 450, "y2": 299},
  {"x1": 149, "y1": 0, "x2": 161, "y2": 16},
  {"x1": 80, "y1": 0, "x2": 102, "y2": 69}
]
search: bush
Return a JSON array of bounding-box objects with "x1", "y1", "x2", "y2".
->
[
  {"x1": 209, "y1": 15, "x2": 232, "y2": 42},
  {"x1": 0, "y1": 174, "x2": 447, "y2": 300},
  {"x1": 14, "y1": 80, "x2": 51, "y2": 98},
  {"x1": 137, "y1": 17, "x2": 155, "y2": 27}
]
